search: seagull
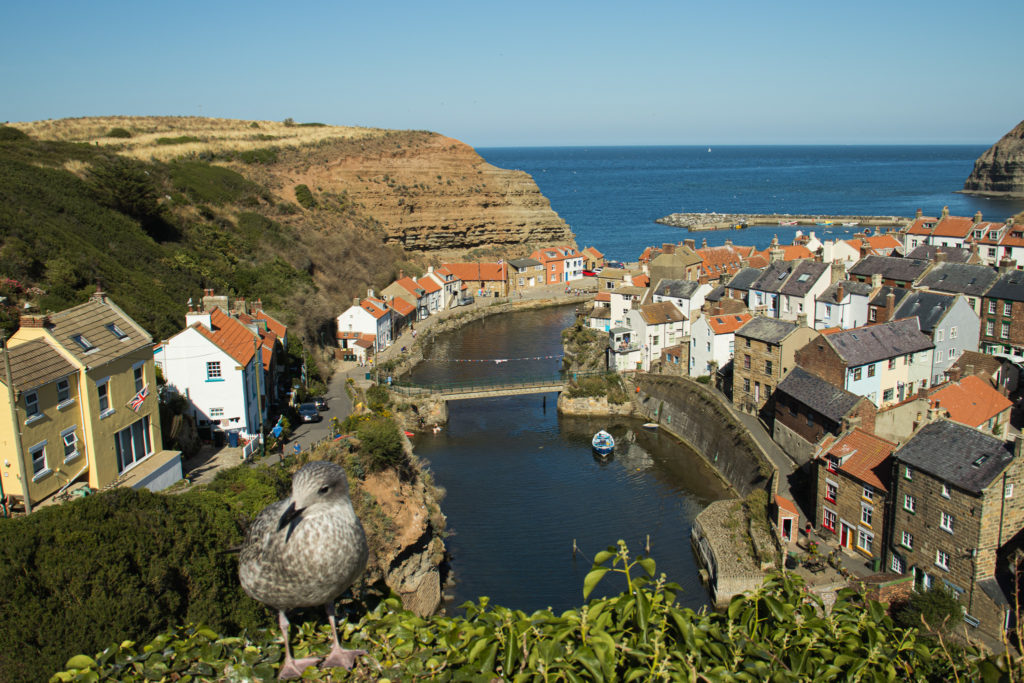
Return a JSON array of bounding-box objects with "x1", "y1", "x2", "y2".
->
[{"x1": 239, "y1": 461, "x2": 369, "y2": 680}]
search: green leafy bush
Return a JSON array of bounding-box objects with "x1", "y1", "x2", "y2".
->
[
  {"x1": 366, "y1": 384, "x2": 391, "y2": 412},
  {"x1": 169, "y1": 161, "x2": 259, "y2": 205},
  {"x1": 237, "y1": 147, "x2": 278, "y2": 164},
  {"x1": 893, "y1": 585, "x2": 964, "y2": 633},
  {"x1": 155, "y1": 135, "x2": 201, "y2": 145},
  {"x1": 52, "y1": 542, "x2": 1017, "y2": 682},
  {"x1": 0, "y1": 125, "x2": 29, "y2": 141},
  {"x1": 104, "y1": 127, "x2": 132, "y2": 138},
  {"x1": 355, "y1": 416, "x2": 407, "y2": 475},
  {"x1": 294, "y1": 183, "x2": 317, "y2": 209}
]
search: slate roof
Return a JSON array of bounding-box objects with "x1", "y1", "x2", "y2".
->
[
  {"x1": 705, "y1": 285, "x2": 726, "y2": 301},
  {"x1": 985, "y1": 269, "x2": 1024, "y2": 303},
  {"x1": 653, "y1": 279, "x2": 703, "y2": 299},
  {"x1": 869, "y1": 286, "x2": 909, "y2": 308},
  {"x1": 750, "y1": 261, "x2": 797, "y2": 294},
  {"x1": 777, "y1": 367, "x2": 863, "y2": 423},
  {"x1": 725, "y1": 267, "x2": 763, "y2": 292},
  {"x1": 915, "y1": 262, "x2": 997, "y2": 297},
  {"x1": 951, "y1": 350, "x2": 1005, "y2": 381},
  {"x1": 848, "y1": 255, "x2": 931, "y2": 282},
  {"x1": 44, "y1": 295, "x2": 153, "y2": 367},
  {"x1": 508, "y1": 257, "x2": 541, "y2": 269},
  {"x1": 736, "y1": 316, "x2": 799, "y2": 344},
  {"x1": 891, "y1": 290, "x2": 957, "y2": 334},
  {"x1": 905, "y1": 245, "x2": 973, "y2": 263},
  {"x1": 825, "y1": 317, "x2": 933, "y2": 366},
  {"x1": 0, "y1": 338, "x2": 77, "y2": 390},
  {"x1": 894, "y1": 420, "x2": 1013, "y2": 495},
  {"x1": 780, "y1": 260, "x2": 829, "y2": 296},
  {"x1": 818, "y1": 280, "x2": 873, "y2": 304}
]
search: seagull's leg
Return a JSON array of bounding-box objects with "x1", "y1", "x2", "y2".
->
[
  {"x1": 319, "y1": 601, "x2": 366, "y2": 670},
  {"x1": 277, "y1": 610, "x2": 321, "y2": 680}
]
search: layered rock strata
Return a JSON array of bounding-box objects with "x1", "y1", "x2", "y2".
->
[{"x1": 963, "y1": 119, "x2": 1024, "y2": 197}]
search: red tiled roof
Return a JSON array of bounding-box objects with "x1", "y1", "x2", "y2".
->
[
  {"x1": 595, "y1": 291, "x2": 611, "y2": 302},
  {"x1": 931, "y1": 216, "x2": 975, "y2": 238},
  {"x1": 388, "y1": 297, "x2": 415, "y2": 317},
  {"x1": 416, "y1": 276, "x2": 442, "y2": 293},
  {"x1": 442, "y1": 262, "x2": 507, "y2": 282},
  {"x1": 395, "y1": 276, "x2": 423, "y2": 296},
  {"x1": 583, "y1": 246, "x2": 604, "y2": 258},
  {"x1": 193, "y1": 308, "x2": 257, "y2": 366},
  {"x1": 755, "y1": 245, "x2": 814, "y2": 262},
  {"x1": 745, "y1": 254, "x2": 769, "y2": 268},
  {"x1": 632, "y1": 274, "x2": 650, "y2": 288},
  {"x1": 829, "y1": 429, "x2": 898, "y2": 492},
  {"x1": 360, "y1": 297, "x2": 390, "y2": 319},
  {"x1": 256, "y1": 310, "x2": 287, "y2": 338},
  {"x1": 907, "y1": 217, "x2": 938, "y2": 235},
  {"x1": 999, "y1": 230, "x2": 1024, "y2": 248},
  {"x1": 708, "y1": 312, "x2": 752, "y2": 334},
  {"x1": 929, "y1": 375, "x2": 1012, "y2": 428},
  {"x1": 775, "y1": 495, "x2": 798, "y2": 517}
]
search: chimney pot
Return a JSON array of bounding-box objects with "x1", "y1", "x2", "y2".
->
[{"x1": 941, "y1": 206, "x2": 950, "y2": 218}]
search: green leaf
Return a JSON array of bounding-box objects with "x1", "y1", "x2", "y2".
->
[
  {"x1": 583, "y1": 567, "x2": 610, "y2": 600},
  {"x1": 64, "y1": 654, "x2": 97, "y2": 669},
  {"x1": 637, "y1": 557, "x2": 656, "y2": 577},
  {"x1": 593, "y1": 549, "x2": 615, "y2": 566}
]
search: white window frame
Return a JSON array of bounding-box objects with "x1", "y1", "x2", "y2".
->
[
  {"x1": 941, "y1": 483, "x2": 951, "y2": 499},
  {"x1": 1006, "y1": 483, "x2": 1015, "y2": 499},
  {"x1": 30, "y1": 440, "x2": 49, "y2": 480},
  {"x1": 133, "y1": 361, "x2": 145, "y2": 393},
  {"x1": 950, "y1": 326, "x2": 958, "y2": 339},
  {"x1": 1004, "y1": 302, "x2": 1013, "y2": 317},
  {"x1": 891, "y1": 553, "x2": 905, "y2": 574},
  {"x1": 210, "y1": 407, "x2": 225, "y2": 418},
  {"x1": 97, "y1": 377, "x2": 112, "y2": 417},
  {"x1": 857, "y1": 528, "x2": 874, "y2": 554},
  {"x1": 24, "y1": 390, "x2": 40, "y2": 419},
  {"x1": 822, "y1": 508, "x2": 837, "y2": 532},
  {"x1": 935, "y1": 550, "x2": 950, "y2": 571},
  {"x1": 861, "y1": 504, "x2": 873, "y2": 527},
  {"x1": 206, "y1": 361, "x2": 222, "y2": 380},
  {"x1": 904, "y1": 494, "x2": 916, "y2": 513},
  {"x1": 61, "y1": 426, "x2": 80, "y2": 462},
  {"x1": 936, "y1": 329, "x2": 944, "y2": 342},
  {"x1": 901, "y1": 530, "x2": 913, "y2": 549},
  {"x1": 57, "y1": 378, "x2": 72, "y2": 405},
  {"x1": 904, "y1": 466, "x2": 912, "y2": 481},
  {"x1": 862, "y1": 485, "x2": 874, "y2": 501},
  {"x1": 940, "y1": 511, "x2": 954, "y2": 533},
  {"x1": 825, "y1": 479, "x2": 838, "y2": 503}
]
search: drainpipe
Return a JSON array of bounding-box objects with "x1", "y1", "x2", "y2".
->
[{"x1": 2, "y1": 332, "x2": 32, "y2": 514}]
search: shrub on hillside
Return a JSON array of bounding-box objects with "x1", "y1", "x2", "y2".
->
[
  {"x1": 156, "y1": 135, "x2": 202, "y2": 145},
  {"x1": 0, "y1": 487, "x2": 268, "y2": 683},
  {"x1": 169, "y1": 161, "x2": 260, "y2": 205},
  {"x1": 366, "y1": 383, "x2": 391, "y2": 412},
  {"x1": 355, "y1": 416, "x2": 408, "y2": 476},
  {"x1": 294, "y1": 183, "x2": 316, "y2": 209},
  {"x1": 892, "y1": 585, "x2": 964, "y2": 633},
  {"x1": 105, "y1": 127, "x2": 132, "y2": 138},
  {"x1": 0, "y1": 125, "x2": 29, "y2": 141}
]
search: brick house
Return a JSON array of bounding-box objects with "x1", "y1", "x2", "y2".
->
[
  {"x1": 889, "y1": 420, "x2": 1024, "y2": 639},
  {"x1": 773, "y1": 366, "x2": 876, "y2": 465},
  {"x1": 867, "y1": 284, "x2": 908, "y2": 324},
  {"x1": 914, "y1": 261, "x2": 997, "y2": 317},
  {"x1": 794, "y1": 317, "x2": 934, "y2": 407},
  {"x1": 979, "y1": 266, "x2": 1024, "y2": 363},
  {"x1": 582, "y1": 246, "x2": 604, "y2": 271},
  {"x1": 732, "y1": 316, "x2": 819, "y2": 414},
  {"x1": 815, "y1": 429, "x2": 898, "y2": 565},
  {"x1": 848, "y1": 255, "x2": 931, "y2": 290}
]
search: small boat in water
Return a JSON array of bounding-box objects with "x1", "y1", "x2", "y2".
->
[
  {"x1": 842, "y1": 221, "x2": 859, "y2": 227},
  {"x1": 592, "y1": 430, "x2": 615, "y2": 457},
  {"x1": 642, "y1": 423, "x2": 659, "y2": 430},
  {"x1": 779, "y1": 219, "x2": 798, "y2": 226}
]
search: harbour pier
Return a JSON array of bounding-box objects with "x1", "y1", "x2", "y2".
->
[{"x1": 656, "y1": 212, "x2": 911, "y2": 231}]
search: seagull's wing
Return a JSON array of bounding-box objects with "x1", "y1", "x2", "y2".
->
[{"x1": 240, "y1": 499, "x2": 288, "y2": 564}]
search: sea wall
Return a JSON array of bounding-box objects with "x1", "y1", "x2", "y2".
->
[
  {"x1": 558, "y1": 395, "x2": 637, "y2": 416},
  {"x1": 631, "y1": 374, "x2": 775, "y2": 497},
  {"x1": 655, "y1": 212, "x2": 910, "y2": 231}
]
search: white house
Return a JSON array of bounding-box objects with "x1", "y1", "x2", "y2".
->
[
  {"x1": 814, "y1": 280, "x2": 873, "y2": 330},
  {"x1": 609, "y1": 286, "x2": 647, "y2": 328},
  {"x1": 155, "y1": 307, "x2": 263, "y2": 439},
  {"x1": 336, "y1": 295, "x2": 393, "y2": 352},
  {"x1": 777, "y1": 260, "x2": 831, "y2": 322},
  {"x1": 424, "y1": 266, "x2": 462, "y2": 310},
  {"x1": 649, "y1": 279, "x2": 711, "y2": 335},
  {"x1": 416, "y1": 275, "x2": 444, "y2": 315},
  {"x1": 625, "y1": 301, "x2": 686, "y2": 371},
  {"x1": 689, "y1": 312, "x2": 752, "y2": 377}
]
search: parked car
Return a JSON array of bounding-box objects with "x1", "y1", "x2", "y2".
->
[
  {"x1": 297, "y1": 403, "x2": 322, "y2": 423},
  {"x1": 313, "y1": 396, "x2": 328, "y2": 411},
  {"x1": 582, "y1": 269, "x2": 597, "y2": 277}
]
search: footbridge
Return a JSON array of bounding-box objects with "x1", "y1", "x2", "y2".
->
[{"x1": 389, "y1": 371, "x2": 606, "y2": 401}]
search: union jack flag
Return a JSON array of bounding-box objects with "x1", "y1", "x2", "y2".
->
[{"x1": 127, "y1": 383, "x2": 148, "y2": 412}]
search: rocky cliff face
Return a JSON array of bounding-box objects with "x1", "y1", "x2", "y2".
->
[
  {"x1": 268, "y1": 131, "x2": 575, "y2": 254},
  {"x1": 963, "y1": 119, "x2": 1024, "y2": 196}
]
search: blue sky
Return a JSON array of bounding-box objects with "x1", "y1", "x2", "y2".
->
[{"x1": 2, "y1": 0, "x2": 1022, "y2": 147}]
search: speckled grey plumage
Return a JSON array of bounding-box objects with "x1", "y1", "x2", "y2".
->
[{"x1": 240, "y1": 461, "x2": 368, "y2": 610}]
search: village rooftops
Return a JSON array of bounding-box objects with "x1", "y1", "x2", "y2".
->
[
  {"x1": 817, "y1": 428, "x2": 897, "y2": 492},
  {"x1": 612, "y1": 286, "x2": 648, "y2": 297},
  {"x1": 891, "y1": 290, "x2": 958, "y2": 334},
  {"x1": 915, "y1": 262, "x2": 997, "y2": 297},
  {"x1": 930, "y1": 375, "x2": 1012, "y2": 429},
  {"x1": 869, "y1": 286, "x2": 909, "y2": 308},
  {"x1": 27, "y1": 293, "x2": 153, "y2": 367},
  {"x1": 255, "y1": 310, "x2": 287, "y2": 339},
  {"x1": 846, "y1": 233, "x2": 903, "y2": 255},
  {"x1": 0, "y1": 338, "x2": 77, "y2": 390},
  {"x1": 894, "y1": 419, "x2": 1013, "y2": 495},
  {"x1": 779, "y1": 260, "x2": 829, "y2": 297},
  {"x1": 735, "y1": 316, "x2": 800, "y2": 344},
  {"x1": 985, "y1": 269, "x2": 1024, "y2": 302},
  {"x1": 951, "y1": 350, "x2": 1006, "y2": 381},
  {"x1": 653, "y1": 279, "x2": 703, "y2": 299},
  {"x1": 708, "y1": 312, "x2": 752, "y2": 334},
  {"x1": 442, "y1": 262, "x2": 507, "y2": 282},
  {"x1": 394, "y1": 276, "x2": 425, "y2": 296},
  {"x1": 388, "y1": 297, "x2": 415, "y2": 317},
  {"x1": 823, "y1": 317, "x2": 933, "y2": 367},
  {"x1": 777, "y1": 366, "x2": 863, "y2": 424},
  {"x1": 750, "y1": 261, "x2": 798, "y2": 294},
  {"x1": 638, "y1": 301, "x2": 686, "y2": 324},
  {"x1": 818, "y1": 280, "x2": 873, "y2": 304},
  {"x1": 931, "y1": 214, "x2": 976, "y2": 238},
  {"x1": 704, "y1": 285, "x2": 726, "y2": 302},
  {"x1": 508, "y1": 257, "x2": 541, "y2": 269},
  {"x1": 360, "y1": 297, "x2": 391, "y2": 319},
  {"x1": 416, "y1": 276, "x2": 442, "y2": 294},
  {"x1": 724, "y1": 267, "x2": 764, "y2": 293},
  {"x1": 192, "y1": 308, "x2": 258, "y2": 366},
  {"x1": 905, "y1": 245, "x2": 974, "y2": 263},
  {"x1": 848, "y1": 255, "x2": 931, "y2": 283}
]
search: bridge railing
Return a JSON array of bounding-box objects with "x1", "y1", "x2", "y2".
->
[{"x1": 389, "y1": 370, "x2": 608, "y2": 397}]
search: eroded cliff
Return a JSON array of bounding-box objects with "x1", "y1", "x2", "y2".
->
[{"x1": 963, "y1": 119, "x2": 1024, "y2": 197}]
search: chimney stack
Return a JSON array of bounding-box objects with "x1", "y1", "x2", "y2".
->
[
  {"x1": 797, "y1": 312, "x2": 808, "y2": 328},
  {"x1": 966, "y1": 363, "x2": 975, "y2": 377},
  {"x1": 999, "y1": 257, "x2": 1017, "y2": 274},
  {"x1": 831, "y1": 261, "x2": 845, "y2": 283},
  {"x1": 770, "y1": 246, "x2": 784, "y2": 263},
  {"x1": 947, "y1": 365, "x2": 962, "y2": 383},
  {"x1": 974, "y1": 211, "x2": 983, "y2": 225},
  {"x1": 19, "y1": 314, "x2": 50, "y2": 328},
  {"x1": 935, "y1": 250, "x2": 947, "y2": 264},
  {"x1": 916, "y1": 208, "x2": 923, "y2": 219},
  {"x1": 836, "y1": 283, "x2": 845, "y2": 303},
  {"x1": 941, "y1": 206, "x2": 950, "y2": 219},
  {"x1": 702, "y1": 237, "x2": 708, "y2": 248},
  {"x1": 683, "y1": 239, "x2": 695, "y2": 251},
  {"x1": 871, "y1": 273, "x2": 883, "y2": 288}
]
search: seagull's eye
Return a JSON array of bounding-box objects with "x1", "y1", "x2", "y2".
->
[{"x1": 318, "y1": 485, "x2": 331, "y2": 495}]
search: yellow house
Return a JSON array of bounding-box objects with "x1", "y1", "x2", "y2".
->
[{"x1": 1, "y1": 290, "x2": 181, "y2": 511}]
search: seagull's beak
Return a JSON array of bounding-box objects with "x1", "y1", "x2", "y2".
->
[{"x1": 278, "y1": 501, "x2": 304, "y2": 541}]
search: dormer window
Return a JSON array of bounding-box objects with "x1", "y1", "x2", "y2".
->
[
  {"x1": 106, "y1": 323, "x2": 128, "y2": 340},
  {"x1": 71, "y1": 334, "x2": 95, "y2": 352}
]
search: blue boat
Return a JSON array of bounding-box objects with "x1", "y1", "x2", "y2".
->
[{"x1": 592, "y1": 430, "x2": 614, "y2": 457}]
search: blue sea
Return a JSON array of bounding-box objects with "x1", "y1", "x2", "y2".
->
[{"x1": 477, "y1": 146, "x2": 1024, "y2": 261}]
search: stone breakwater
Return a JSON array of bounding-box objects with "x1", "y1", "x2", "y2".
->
[{"x1": 656, "y1": 212, "x2": 910, "y2": 231}]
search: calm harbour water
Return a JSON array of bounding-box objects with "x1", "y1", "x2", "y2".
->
[
  {"x1": 409, "y1": 305, "x2": 730, "y2": 614},
  {"x1": 478, "y1": 145, "x2": 1024, "y2": 261}
]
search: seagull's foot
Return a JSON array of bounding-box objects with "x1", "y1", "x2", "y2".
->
[
  {"x1": 278, "y1": 655, "x2": 321, "y2": 680},
  {"x1": 320, "y1": 644, "x2": 366, "y2": 671}
]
